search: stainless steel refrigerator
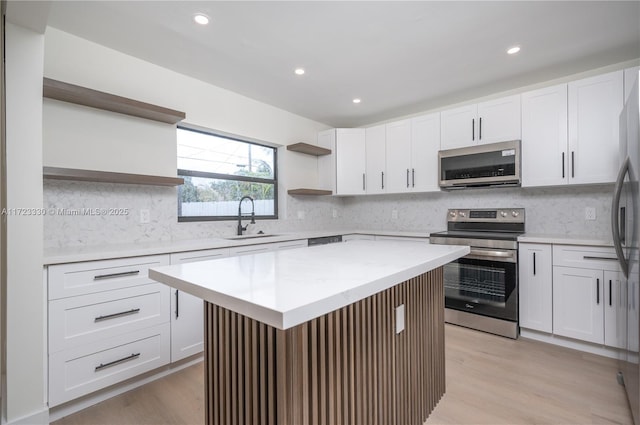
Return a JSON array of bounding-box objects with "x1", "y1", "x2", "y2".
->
[{"x1": 614, "y1": 70, "x2": 640, "y2": 424}]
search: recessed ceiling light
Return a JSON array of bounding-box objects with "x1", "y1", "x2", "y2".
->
[
  {"x1": 352, "y1": 98, "x2": 361, "y2": 104},
  {"x1": 294, "y1": 68, "x2": 305, "y2": 76},
  {"x1": 194, "y1": 13, "x2": 210, "y2": 25},
  {"x1": 507, "y1": 46, "x2": 521, "y2": 55}
]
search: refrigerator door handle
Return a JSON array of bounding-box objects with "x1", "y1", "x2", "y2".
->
[{"x1": 612, "y1": 156, "x2": 630, "y2": 278}]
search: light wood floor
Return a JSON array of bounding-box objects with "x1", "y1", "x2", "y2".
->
[{"x1": 53, "y1": 324, "x2": 634, "y2": 425}]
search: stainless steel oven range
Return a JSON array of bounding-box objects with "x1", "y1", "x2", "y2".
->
[{"x1": 430, "y1": 208, "x2": 525, "y2": 339}]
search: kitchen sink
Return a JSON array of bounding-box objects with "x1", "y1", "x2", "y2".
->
[{"x1": 224, "y1": 234, "x2": 279, "y2": 240}]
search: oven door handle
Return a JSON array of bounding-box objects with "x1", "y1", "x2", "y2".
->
[{"x1": 467, "y1": 248, "x2": 517, "y2": 263}]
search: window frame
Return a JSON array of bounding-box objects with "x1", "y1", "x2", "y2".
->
[{"x1": 176, "y1": 126, "x2": 278, "y2": 223}]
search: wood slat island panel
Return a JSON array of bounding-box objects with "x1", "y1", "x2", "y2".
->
[{"x1": 204, "y1": 267, "x2": 445, "y2": 425}]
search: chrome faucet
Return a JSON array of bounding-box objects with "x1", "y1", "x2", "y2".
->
[{"x1": 237, "y1": 196, "x2": 256, "y2": 235}]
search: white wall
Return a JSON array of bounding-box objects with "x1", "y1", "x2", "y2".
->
[
  {"x1": 4, "y1": 22, "x2": 47, "y2": 425},
  {"x1": 43, "y1": 100, "x2": 178, "y2": 176}
]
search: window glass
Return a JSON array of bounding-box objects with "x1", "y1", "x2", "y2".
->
[{"x1": 177, "y1": 127, "x2": 277, "y2": 221}]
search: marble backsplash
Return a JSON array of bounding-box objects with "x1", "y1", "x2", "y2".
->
[{"x1": 44, "y1": 180, "x2": 614, "y2": 249}]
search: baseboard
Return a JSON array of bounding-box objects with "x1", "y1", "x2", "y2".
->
[
  {"x1": 48, "y1": 354, "x2": 203, "y2": 422},
  {"x1": 520, "y1": 328, "x2": 621, "y2": 359},
  {"x1": 3, "y1": 407, "x2": 49, "y2": 425}
]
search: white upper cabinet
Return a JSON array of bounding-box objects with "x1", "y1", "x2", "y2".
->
[
  {"x1": 568, "y1": 70, "x2": 623, "y2": 185},
  {"x1": 440, "y1": 104, "x2": 477, "y2": 149},
  {"x1": 522, "y1": 70, "x2": 623, "y2": 187},
  {"x1": 335, "y1": 128, "x2": 366, "y2": 195},
  {"x1": 624, "y1": 66, "x2": 640, "y2": 103},
  {"x1": 365, "y1": 124, "x2": 387, "y2": 194},
  {"x1": 410, "y1": 113, "x2": 441, "y2": 192},
  {"x1": 476, "y1": 94, "x2": 522, "y2": 144},
  {"x1": 440, "y1": 94, "x2": 521, "y2": 149},
  {"x1": 385, "y1": 119, "x2": 412, "y2": 193},
  {"x1": 521, "y1": 84, "x2": 568, "y2": 187}
]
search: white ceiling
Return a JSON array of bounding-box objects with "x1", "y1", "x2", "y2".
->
[{"x1": 45, "y1": 1, "x2": 640, "y2": 127}]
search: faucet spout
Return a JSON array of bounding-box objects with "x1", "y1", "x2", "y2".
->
[{"x1": 237, "y1": 196, "x2": 255, "y2": 235}]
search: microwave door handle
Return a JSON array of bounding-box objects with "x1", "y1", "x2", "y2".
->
[
  {"x1": 612, "y1": 156, "x2": 630, "y2": 278},
  {"x1": 472, "y1": 118, "x2": 475, "y2": 141}
]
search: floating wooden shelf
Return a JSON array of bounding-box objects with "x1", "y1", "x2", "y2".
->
[
  {"x1": 286, "y1": 143, "x2": 331, "y2": 156},
  {"x1": 43, "y1": 167, "x2": 184, "y2": 187},
  {"x1": 43, "y1": 78, "x2": 186, "y2": 124},
  {"x1": 287, "y1": 188, "x2": 332, "y2": 196}
]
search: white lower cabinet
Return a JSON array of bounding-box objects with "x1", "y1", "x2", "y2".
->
[
  {"x1": 342, "y1": 234, "x2": 376, "y2": 242},
  {"x1": 551, "y1": 245, "x2": 623, "y2": 347},
  {"x1": 49, "y1": 323, "x2": 171, "y2": 407},
  {"x1": 518, "y1": 243, "x2": 553, "y2": 333},
  {"x1": 169, "y1": 248, "x2": 230, "y2": 362},
  {"x1": 552, "y1": 266, "x2": 604, "y2": 344},
  {"x1": 48, "y1": 255, "x2": 171, "y2": 407}
]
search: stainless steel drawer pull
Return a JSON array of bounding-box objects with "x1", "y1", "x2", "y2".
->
[
  {"x1": 94, "y1": 270, "x2": 140, "y2": 280},
  {"x1": 583, "y1": 256, "x2": 618, "y2": 261},
  {"x1": 95, "y1": 352, "x2": 140, "y2": 372},
  {"x1": 94, "y1": 308, "x2": 141, "y2": 322}
]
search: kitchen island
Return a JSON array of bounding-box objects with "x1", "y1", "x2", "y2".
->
[{"x1": 149, "y1": 240, "x2": 469, "y2": 425}]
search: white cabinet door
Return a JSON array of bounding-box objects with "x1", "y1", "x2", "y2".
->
[
  {"x1": 365, "y1": 125, "x2": 386, "y2": 194},
  {"x1": 169, "y1": 248, "x2": 229, "y2": 362},
  {"x1": 624, "y1": 66, "x2": 640, "y2": 103},
  {"x1": 605, "y1": 269, "x2": 626, "y2": 349},
  {"x1": 440, "y1": 104, "x2": 476, "y2": 149},
  {"x1": 521, "y1": 84, "x2": 568, "y2": 187},
  {"x1": 553, "y1": 266, "x2": 604, "y2": 344},
  {"x1": 518, "y1": 243, "x2": 553, "y2": 333},
  {"x1": 385, "y1": 119, "x2": 412, "y2": 193},
  {"x1": 476, "y1": 94, "x2": 521, "y2": 144},
  {"x1": 335, "y1": 128, "x2": 366, "y2": 195},
  {"x1": 568, "y1": 70, "x2": 623, "y2": 185},
  {"x1": 410, "y1": 113, "x2": 440, "y2": 192},
  {"x1": 317, "y1": 129, "x2": 336, "y2": 193}
]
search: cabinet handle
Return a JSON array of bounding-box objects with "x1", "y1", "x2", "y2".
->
[
  {"x1": 533, "y1": 252, "x2": 536, "y2": 276},
  {"x1": 362, "y1": 173, "x2": 365, "y2": 191},
  {"x1": 562, "y1": 152, "x2": 565, "y2": 178},
  {"x1": 406, "y1": 169, "x2": 410, "y2": 188},
  {"x1": 94, "y1": 270, "x2": 140, "y2": 280},
  {"x1": 381, "y1": 171, "x2": 384, "y2": 189},
  {"x1": 94, "y1": 308, "x2": 140, "y2": 323},
  {"x1": 175, "y1": 289, "x2": 179, "y2": 319},
  {"x1": 95, "y1": 353, "x2": 141, "y2": 372},
  {"x1": 609, "y1": 280, "x2": 613, "y2": 307},
  {"x1": 597, "y1": 278, "x2": 600, "y2": 304},
  {"x1": 583, "y1": 256, "x2": 618, "y2": 261},
  {"x1": 479, "y1": 117, "x2": 482, "y2": 140},
  {"x1": 412, "y1": 169, "x2": 415, "y2": 187},
  {"x1": 472, "y1": 118, "x2": 475, "y2": 141},
  {"x1": 571, "y1": 151, "x2": 575, "y2": 178}
]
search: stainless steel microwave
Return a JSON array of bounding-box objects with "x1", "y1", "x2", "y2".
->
[{"x1": 438, "y1": 140, "x2": 521, "y2": 189}]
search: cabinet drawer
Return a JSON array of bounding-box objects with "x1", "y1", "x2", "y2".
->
[
  {"x1": 170, "y1": 248, "x2": 229, "y2": 264},
  {"x1": 49, "y1": 323, "x2": 170, "y2": 407},
  {"x1": 553, "y1": 245, "x2": 619, "y2": 271},
  {"x1": 48, "y1": 255, "x2": 170, "y2": 300},
  {"x1": 272, "y1": 240, "x2": 307, "y2": 250},
  {"x1": 49, "y1": 284, "x2": 170, "y2": 353},
  {"x1": 229, "y1": 244, "x2": 273, "y2": 256}
]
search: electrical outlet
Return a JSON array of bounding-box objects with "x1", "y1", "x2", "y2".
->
[
  {"x1": 396, "y1": 304, "x2": 405, "y2": 334},
  {"x1": 332, "y1": 209, "x2": 338, "y2": 218},
  {"x1": 140, "y1": 209, "x2": 150, "y2": 224},
  {"x1": 297, "y1": 210, "x2": 305, "y2": 220},
  {"x1": 391, "y1": 209, "x2": 398, "y2": 219},
  {"x1": 585, "y1": 207, "x2": 596, "y2": 221}
]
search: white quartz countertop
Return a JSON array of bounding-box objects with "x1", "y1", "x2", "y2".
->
[
  {"x1": 149, "y1": 240, "x2": 468, "y2": 330},
  {"x1": 518, "y1": 233, "x2": 614, "y2": 247},
  {"x1": 43, "y1": 229, "x2": 432, "y2": 265}
]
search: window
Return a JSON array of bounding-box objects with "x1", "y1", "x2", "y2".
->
[{"x1": 177, "y1": 127, "x2": 277, "y2": 222}]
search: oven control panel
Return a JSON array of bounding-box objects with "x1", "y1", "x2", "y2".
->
[{"x1": 447, "y1": 208, "x2": 525, "y2": 223}]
